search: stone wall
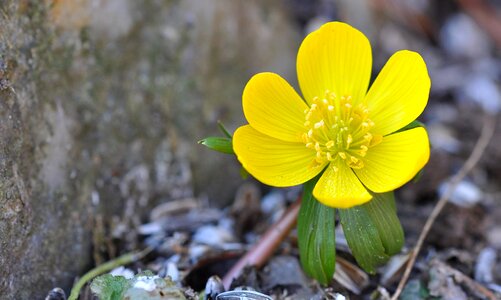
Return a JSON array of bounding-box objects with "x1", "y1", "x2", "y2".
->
[{"x1": 0, "y1": 0, "x2": 300, "y2": 298}]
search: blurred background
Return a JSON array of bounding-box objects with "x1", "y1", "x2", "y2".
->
[{"x1": 0, "y1": 0, "x2": 500, "y2": 298}]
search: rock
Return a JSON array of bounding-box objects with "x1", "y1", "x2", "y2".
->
[
  {"x1": 0, "y1": 0, "x2": 300, "y2": 297},
  {"x1": 439, "y1": 180, "x2": 483, "y2": 208},
  {"x1": 474, "y1": 247, "x2": 496, "y2": 283},
  {"x1": 440, "y1": 13, "x2": 492, "y2": 59},
  {"x1": 192, "y1": 225, "x2": 235, "y2": 246},
  {"x1": 460, "y1": 74, "x2": 501, "y2": 114}
]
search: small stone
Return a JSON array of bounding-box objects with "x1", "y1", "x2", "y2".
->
[
  {"x1": 440, "y1": 14, "x2": 491, "y2": 59},
  {"x1": 260, "y1": 191, "x2": 285, "y2": 215},
  {"x1": 204, "y1": 275, "x2": 224, "y2": 300},
  {"x1": 461, "y1": 74, "x2": 501, "y2": 114},
  {"x1": 110, "y1": 266, "x2": 134, "y2": 279},
  {"x1": 193, "y1": 225, "x2": 234, "y2": 246},
  {"x1": 439, "y1": 180, "x2": 483, "y2": 208},
  {"x1": 486, "y1": 227, "x2": 501, "y2": 249},
  {"x1": 474, "y1": 247, "x2": 496, "y2": 283},
  {"x1": 427, "y1": 124, "x2": 460, "y2": 153},
  {"x1": 138, "y1": 222, "x2": 163, "y2": 235},
  {"x1": 45, "y1": 288, "x2": 66, "y2": 300}
]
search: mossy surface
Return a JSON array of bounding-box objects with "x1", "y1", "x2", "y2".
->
[{"x1": 0, "y1": 1, "x2": 299, "y2": 297}]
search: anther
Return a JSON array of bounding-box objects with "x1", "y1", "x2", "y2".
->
[
  {"x1": 346, "y1": 134, "x2": 353, "y2": 147},
  {"x1": 326, "y1": 152, "x2": 333, "y2": 161},
  {"x1": 338, "y1": 152, "x2": 347, "y2": 159},
  {"x1": 314, "y1": 120, "x2": 324, "y2": 129},
  {"x1": 325, "y1": 140, "x2": 335, "y2": 149}
]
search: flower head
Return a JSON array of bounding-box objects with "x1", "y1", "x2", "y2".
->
[{"x1": 233, "y1": 22, "x2": 430, "y2": 208}]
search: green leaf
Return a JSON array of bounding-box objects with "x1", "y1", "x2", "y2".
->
[
  {"x1": 239, "y1": 166, "x2": 249, "y2": 179},
  {"x1": 339, "y1": 205, "x2": 389, "y2": 274},
  {"x1": 297, "y1": 176, "x2": 336, "y2": 285},
  {"x1": 363, "y1": 192, "x2": 404, "y2": 256},
  {"x1": 395, "y1": 120, "x2": 425, "y2": 133},
  {"x1": 412, "y1": 168, "x2": 424, "y2": 183},
  {"x1": 198, "y1": 137, "x2": 234, "y2": 154},
  {"x1": 90, "y1": 274, "x2": 130, "y2": 300},
  {"x1": 217, "y1": 121, "x2": 232, "y2": 138}
]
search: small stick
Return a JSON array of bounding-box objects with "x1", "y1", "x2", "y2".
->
[
  {"x1": 431, "y1": 259, "x2": 497, "y2": 300},
  {"x1": 222, "y1": 196, "x2": 302, "y2": 290},
  {"x1": 391, "y1": 114, "x2": 497, "y2": 300},
  {"x1": 68, "y1": 247, "x2": 152, "y2": 300}
]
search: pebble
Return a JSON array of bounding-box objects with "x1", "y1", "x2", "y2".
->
[
  {"x1": 461, "y1": 74, "x2": 501, "y2": 114},
  {"x1": 474, "y1": 247, "x2": 496, "y2": 283},
  {"x1": 427, "y1": 124, "x2": 460, "y2": 153},
  {"x1": 439, "y1": 180, "x2": 483, "y2": 207},
  {"x1": 193, "y1": 225, "x2": 235, "y2": 246},
  {"x1": 440, "y1": 14, "x2": 491, "y2": 59},
  {"x1": 45, "y1": 288, "x2": 66, "y2": 300},
  {"x1": 260, "y1": 191, "x2": 285, "y2": 215},
  {"x1": 110, "y1": 266, "x2": 134, "y2": 279},
  {"x1": 204, "y1": 275, "x2": 224, "y2": 300},
  {"x1": 486, "y1": 227, "x2": 501, "y2": 249}
]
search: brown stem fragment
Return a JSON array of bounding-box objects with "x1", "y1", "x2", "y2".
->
[{"x1": 222, "y1": 196, "x2": 302, "y2": 290}]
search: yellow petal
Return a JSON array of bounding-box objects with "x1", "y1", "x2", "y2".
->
[
  {"x1": 243, "y1": 72, "x2": 308, "y2": 142},
  {"x1": 365, "y1": 50, "x2": 430, "y2": 136},
  {"x1": 313, "y1": 163, "x2": 372, "y2": 209},
  {"x1": 297, "y1": 22, "x2": 372, "y2": 105},
  {"x1": 233, "y1": 125, "x2": 326, "y2": 187},
  {"x1": 354, "y1": 127, "x2": 430, "y2": 193}
]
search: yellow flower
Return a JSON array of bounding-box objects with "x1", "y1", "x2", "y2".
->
[{"x1": 233, "y1": 22, "x2": 430, "y2": 208}]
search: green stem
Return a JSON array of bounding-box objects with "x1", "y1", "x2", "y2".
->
[{"x1": 68, "y1": 247, "x2": 152, "y2": 300}]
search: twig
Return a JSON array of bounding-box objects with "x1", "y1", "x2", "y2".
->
[
  {"x1": 68, "y1": 247, "x2": 152, "y2": 300},
  {"x1": 222, "y1": 196, "x2": 302, "y2": 290},
  {"x1": 391, "y1": 114, "x2": 497, "y2": 300},
  {"x1": 431, "y1": 259, "x2": 498, "y2": 300}
]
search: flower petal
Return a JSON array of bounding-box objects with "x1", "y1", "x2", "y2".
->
[
  {"x1": 354, "y1": 127, "x2": 430, "y2": 193},
  {"x1": 313, "y1": 163, "x2": 372, "y2": 208},
  {"x1": 365, "y1": 50, "x2": 430, "y2": 136},
  {"x1": 233, "y1": 125, "x2": 326, "y2": 187},
  {"x1": 243, "y1": 72, "x2": 309, "y2": 142},
  {"x1": 297, "y1": 22, "x2": 372, "y2": 105}
]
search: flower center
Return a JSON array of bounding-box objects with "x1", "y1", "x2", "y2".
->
[{"x1": 302, "y1": 91, "x2": 382, "y2": 170}]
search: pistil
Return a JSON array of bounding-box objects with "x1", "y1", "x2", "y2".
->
[{"x1": 302, "y1": 91, "x2": 382, "y2": 170}]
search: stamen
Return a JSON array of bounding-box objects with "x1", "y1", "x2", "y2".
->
[
  {"x1": 314, "y1": 120, "x2": 325, "y2": 129},
  {"x1": 302, "y1": 90, "x2": 379, "y2": 170},
  {"x1": 346, "y1": 134, "x2": 353, "y2": 147}
]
